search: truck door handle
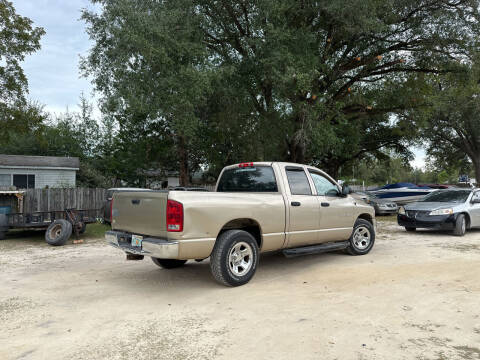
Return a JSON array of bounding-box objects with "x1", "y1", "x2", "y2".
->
[
  {"x1": 321, "y1": 202, "x2": 330, "y2": 207},
  {"x1": 291, "y1": 201, "x2": 301, "y2": 207}
]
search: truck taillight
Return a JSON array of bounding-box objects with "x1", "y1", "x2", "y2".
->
[
  {"x1": 166, "y1": 200, "x2": 183, "y2": 232},
  {"x1": 238, "y1": 162, "x2": 254, "y2": 168}
]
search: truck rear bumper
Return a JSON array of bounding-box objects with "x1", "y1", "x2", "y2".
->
[{"x1": 105, "y1": 230, "x2": 179, "y2": 259}]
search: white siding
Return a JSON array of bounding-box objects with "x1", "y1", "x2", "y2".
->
[{"x1": 0, "y1": 168, "x2": 76, "y2": 188}]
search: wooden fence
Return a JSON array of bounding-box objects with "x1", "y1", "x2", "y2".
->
[{"x1": 19, "y1": 188, "x2": 106, "y2": 213}]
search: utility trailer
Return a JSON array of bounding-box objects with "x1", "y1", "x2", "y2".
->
[{"x1": 0, "y1": 208, "x2": 99, "y2": 245}]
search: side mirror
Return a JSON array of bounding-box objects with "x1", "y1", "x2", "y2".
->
[
  {"x1": 472, "y1": 196, "x2": 480, "y2": 204},
  {"x1": 342, "y1": 185, "x2": 351, "y2": 197}
]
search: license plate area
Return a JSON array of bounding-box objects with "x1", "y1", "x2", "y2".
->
[{"x1": 131, "y1": 234, "x2": 143, "y2": 248}]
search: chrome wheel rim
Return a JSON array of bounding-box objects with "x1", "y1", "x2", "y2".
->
[
  {"x1": 353, "y1": 226, "x2": 371, "y2": 250},
  {"x1": 461, "y1": 218, "x2": 466, "y2": 233},
  {"x1": 228, "y1": 242, "x2": 253, "y2": 276}
]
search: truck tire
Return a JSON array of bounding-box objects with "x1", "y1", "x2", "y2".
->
[
  {"x1": 405, "y1": 227, "x2": 416, "y2": 232},
  {"x1": 0, "y1": 231, "x2": 5, "y2": 240},
  {"x1": 347, "y1": 219, "x2": 375, "y2": 256},
  {"x1": 151, "y1": 258, "x2": 187, "y2": 269},
  {"x1": 210, "y1": 229, "x2": 259, "y2": 287},
  {"x1": 453, "y1": 214, "x2": 466, "y2": 237},
  {"x1": 45, "y1": 219, "x2": 72, "y2": 246}
]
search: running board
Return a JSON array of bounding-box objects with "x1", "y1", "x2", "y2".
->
[{"x1": 282, "y1": 241, "x2": 350, "y2": 258}]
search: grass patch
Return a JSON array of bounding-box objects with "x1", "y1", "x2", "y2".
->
[{"x1": 83, "y1": 222, "x2": 110, "y2": 239}]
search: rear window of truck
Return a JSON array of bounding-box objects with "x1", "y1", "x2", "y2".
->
[{"x1": 217, "y1": 166, "x2": 278, "y2": 192}]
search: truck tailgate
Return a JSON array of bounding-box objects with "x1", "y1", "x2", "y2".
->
[{"x1": 112, "y1": 191, "x2": 168, "y2": 238}]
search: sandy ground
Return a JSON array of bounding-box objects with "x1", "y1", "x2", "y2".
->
[{"x1": 1, "y1": 220, "x2": 480, "y2": 360}]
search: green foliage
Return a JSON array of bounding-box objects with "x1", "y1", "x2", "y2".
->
[
  {"x1": 0, "y1": 0, "x2": 45, "y2": 141},
  {"x1": 81, "y1": 0, "x2": 480, "y2": 181},
  {"x1": 421, "y1": 56, "x2": 480, "y2": 182}
]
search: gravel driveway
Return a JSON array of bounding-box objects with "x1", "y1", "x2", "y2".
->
[{"x1": 1, "y1": 219, "x2": 479, "y2": 360}]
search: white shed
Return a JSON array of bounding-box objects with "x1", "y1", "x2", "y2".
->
[{"x1": 0, "y1": 155, "x2": 80, "y2": 189}]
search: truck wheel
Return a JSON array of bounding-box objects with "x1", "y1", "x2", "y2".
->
[
  {"x1": 453, "y1": 214, "x2": 466, "y2": 237},
  {"x1": 210, "y1": 230, "x2": 259, "y2": 287},
  {"x1": 405, "y1": 227, "x2": 416, "y2": 232},
  {"x1": 347, "y1": 219, "x2": 375, "y2": 256},
  {"x1": 45, "y1": 219, "x2": 72, "y2": 246},
  {"x1": 151, "y1": 258, "x2": 187, "y2": 269}
]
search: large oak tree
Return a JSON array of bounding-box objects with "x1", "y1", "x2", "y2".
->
[{"x1": 82, "y1": 0, "x2": 480, "y2": 180}]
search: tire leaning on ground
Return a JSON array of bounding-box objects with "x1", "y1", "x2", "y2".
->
[
  {"x1": 405, "y1": 227, "x2": 416, "y2": 232},
  {"x1": 453, "y1": 214, "x2": 466, "y2": 237},
  {"x1": 210, "y1": 229, "x2": 259, "y2": 287},
  {"x1": 347, "y1": 218, "x2": 375, "y2": 256},
  {"x1": 45, "y1": 219, "x2": 73, "y2": 246},
  {"x1": 151, "y1": 258, "x2": 187, "y2": 269}
]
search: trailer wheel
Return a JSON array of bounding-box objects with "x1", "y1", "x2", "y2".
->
[{"x1": 45, "y1": 219, "x2": 72, "y2": 246}]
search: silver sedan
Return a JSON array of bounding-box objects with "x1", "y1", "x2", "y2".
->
[{"x1": 397, "y1": 188, "x2": 480, "y2": 236}]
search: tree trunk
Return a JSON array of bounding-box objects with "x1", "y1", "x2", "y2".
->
[
  {"x1": 473, "y1": 156, "x2": 480, "y2": 186},
  {"x1": 286, "y1": 113, "x2": 306, "y2": 163},
  {"x1": 178, "y1": 135, "x2": 189, "y2": 187},
  {"x1": 286, "y1": 137, "x2": 306, "y2": 163}
]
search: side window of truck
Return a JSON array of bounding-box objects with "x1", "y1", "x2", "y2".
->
[
  {"x1": 285, "y1": 168, "x2": 312, "y2": 195},
  {"x1": 309, "y1": 172, "x2": 339, "y2": 196}
]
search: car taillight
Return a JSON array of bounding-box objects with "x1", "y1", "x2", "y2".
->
[
  {"x1": 110, "y1": 198, "x2": 114, "y2": 222},
  {"x1": 166, "y1": 200, "x2": 183, "y2": 232}
]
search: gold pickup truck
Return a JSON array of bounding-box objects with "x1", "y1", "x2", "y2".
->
[{"x1": 106, "y1": 162, "x2": 375, "y2": 286}]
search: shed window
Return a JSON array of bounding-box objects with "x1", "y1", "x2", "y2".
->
[
  {"x1": 0, "y1": 174, "x2": 11, "y2": 187},
  {"x1": 13, "y1": 174, "x2": 35, "y2": 189}
]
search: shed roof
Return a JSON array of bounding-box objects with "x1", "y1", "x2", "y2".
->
[{"x1": 0, "y1": 155, "x2": 80, "y2": 169}]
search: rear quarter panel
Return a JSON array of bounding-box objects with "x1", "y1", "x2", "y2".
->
[{"x1": 167, "y1": 191, "x2": 287, "y2": 258}]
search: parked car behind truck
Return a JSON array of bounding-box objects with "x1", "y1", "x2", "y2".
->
[
  {"x1": 106, "y1": 162, "x2": 376, "y2": 286},
  {"x1": 352, "y1": 191, "x2": 398, "y2": 215}
]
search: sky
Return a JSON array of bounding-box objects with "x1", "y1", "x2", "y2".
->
[
  {"x1": 14, "y1": 0, "x2": 98, "y2": 115},
  {"x1": 13, "y1": 0, "x2": 427, "y2": 169}
]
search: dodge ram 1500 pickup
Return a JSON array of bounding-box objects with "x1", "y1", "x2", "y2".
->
[{"x1": 106, "y1": 162, "x2": 376, "y2": 286}]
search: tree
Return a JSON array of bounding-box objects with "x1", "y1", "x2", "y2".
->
[
  {"x1": 82, "y1": 0, "x2": 480, "y2": 180},
  {"x1": 194, "y1": 0, "x2": 479, "y2": 175},
  {"x1": 81, "y1": 0, "x2": 212, "y2": 185},
  {"x1": 0, "y1": 0, "x2": 45, "y2": 140},
  {"x1": 422, "y1": 58, "x2": 480, "y2": 183}
]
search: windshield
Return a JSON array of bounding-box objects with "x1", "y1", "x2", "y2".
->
[
  {"x1": 421, "y1": 190, "x2": 471, "y2": 203},
  {"x1": 217, "y1": 166, "x2": 278, "y2": 192}
]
